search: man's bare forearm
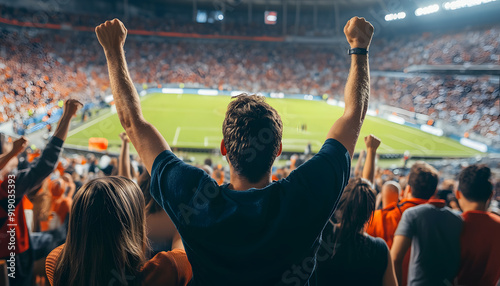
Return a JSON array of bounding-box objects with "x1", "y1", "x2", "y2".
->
[
  {"x1": 119, "y1": 139, "x2": 132, "y2": 179},
  {"x1": 105, "y1": 49, "x2": 143, "y2": 129},
  {"x1": 327, "y1": 54, "x2": 370, "y2": 157},
  {"x1": 344, "y1": 54, "x2": 369, "y2": 121},
  {"x1": 362, "y1": 149, "x2": 376, "y2": 184},
  {"x1": 53, "y1": 114, "x2": 72, "y2": 142},
  {"x1": 53, "y1": 99, "x2": 82, "y2": 141},
  {"x1": 393, "y1": 258, "x2": 403, "y2": 286}
]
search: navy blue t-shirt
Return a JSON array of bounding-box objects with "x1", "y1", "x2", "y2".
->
[{"x1": 150, "y1": 138, "x2": 351, "y2": 286}]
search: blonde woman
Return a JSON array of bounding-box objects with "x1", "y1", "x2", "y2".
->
[{"x1": 45, "y1": 176, "x2": 192, "y2": 286}]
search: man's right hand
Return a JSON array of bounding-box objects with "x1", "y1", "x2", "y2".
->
[
  {"x1": 364, "y1": 134, "x2": 381, "y2": 152},
  {"x1": 95, "y1": 19, "x2": 128, "y2": 54},
  {"x1": 62, "y1": 99, "x2": 83, "y2": 118},
  {"x1": 344, "y1": 17, "x2": 374, "y2": 49},
  {"x1": 12, "y1": 136, "x2": 28, "y2": 156},
  {"x1": 119, "y1": 132, "x2": 129, "y2": 143}
]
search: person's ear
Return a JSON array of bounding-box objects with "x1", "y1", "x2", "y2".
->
[
  {"x1": 455, "y1": 190, "x2": 461, "y2": 200},
  {"x1": 487, "y1": 191, "x2": 493, "y2": 205},
  {"x1": 220, "y1": 140, "x2": 227, "y2": 156},
  {"x1": 405, "y1": 185, "x2": 412, "y2": 199},
  {"x1": 277, "y1": 142, "x2": 282, "y2": 157}
]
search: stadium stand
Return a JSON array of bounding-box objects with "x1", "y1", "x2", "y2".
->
[
  {"x1": 0, "y1": 24, "x2": 499, "y2": 141},
  {"x1": 0, "y1": 1, "x2": 500, "y2": 286}
]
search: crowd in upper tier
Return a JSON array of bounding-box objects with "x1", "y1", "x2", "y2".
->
[
  {"x1": 0, "y1": 4, "x2": 499, "y2": 141},
  {"x1": 0, "y1": 15, "x2": 499, "y2": 286}
]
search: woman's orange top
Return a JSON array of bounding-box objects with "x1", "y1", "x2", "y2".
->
[{"x1": 45, "y1": 245, "x2": 192, "y2": 286}]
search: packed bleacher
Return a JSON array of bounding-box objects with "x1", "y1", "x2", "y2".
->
[
  {"x1": 1, "y1": 10, "x2": 500, "y2": 286},
  {"x1": 1, "y1": 24, "x2": 499, "y2": 140}
]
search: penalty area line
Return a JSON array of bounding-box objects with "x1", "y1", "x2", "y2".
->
[{"x1": 173, "y1": 127, "x2": 181, "y2": 146}]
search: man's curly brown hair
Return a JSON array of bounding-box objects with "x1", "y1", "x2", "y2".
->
[
  {"x1": 408, "y1": 161, "x2": 439, "y2": 200},
  {"x1": 222, "y1": 94, "x2": 283, "y2": 183}
]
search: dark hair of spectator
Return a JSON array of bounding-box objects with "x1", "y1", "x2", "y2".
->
[
  {"x1": 222, "y1": 94, "x2": 283, "y2": 183},
  {"x1": 408, "y1": 162, "x2": 439, "y2": 200},
  {"x1": 458, "y1": 164, "x2": 493, "y2": 203},
  {"x1": 334, "y1": 178, "x2": 376, "y2": 253}
]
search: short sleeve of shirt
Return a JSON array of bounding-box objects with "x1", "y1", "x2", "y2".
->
[
  {"x1": 150, "y1": 150, "x2": 217, "y2": 229},
  {"x1": 280, "y1": 138, "x2": 351, "y2": 219},
  {"x1": 395, "y1": 207, "x2": 416, "y2": 238}
]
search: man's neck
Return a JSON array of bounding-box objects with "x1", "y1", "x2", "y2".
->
[
  {"x1": 460, "y1": 201, "x2": 488, "y2": 213},
  {"x1": 228, "y1": 169, "x2": 272, "y2": 191}
]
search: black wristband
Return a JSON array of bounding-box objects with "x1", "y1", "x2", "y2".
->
[{"x1": 348, "y1": 48, "x2": 368, "y2": 55}]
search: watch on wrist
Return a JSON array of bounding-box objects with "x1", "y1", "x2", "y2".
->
[{"x1": 348, "y1": 48, "x2": 368, "y2": 55}]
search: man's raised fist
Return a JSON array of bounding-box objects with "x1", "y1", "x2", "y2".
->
[
  {"x1": 119, "y1": 132, "x2": 129, "y2": 143},
  {"x1": 344, "y1": 17, "x2": 374, "y2": 50},
  {"x1": 63, "y1": 99, "x2": 83, "y2": 118},
  {"x1": 364, "y1": 134, "x2": 381, "y2": 151},
  {"x1": 12, "y1": 136, "x2": 28, "y2": 156},
  {"x1": 96, "y1": 19, "x2": 128, "y2": 53}
]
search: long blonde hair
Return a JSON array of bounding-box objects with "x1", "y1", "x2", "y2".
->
[{"x1": 53, "y1": 176, "x2": 148, "y2": 286}]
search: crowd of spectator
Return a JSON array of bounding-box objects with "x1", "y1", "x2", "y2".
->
[
  {"x1": 0, "y1": 15, "x2": 499, "y2": 286},
  {"x1": 0, "y1": 4, "x2": 499, "y2": 142},
  {"x1": 1, "y1": 102, "x2": 498, "y2": 285}
]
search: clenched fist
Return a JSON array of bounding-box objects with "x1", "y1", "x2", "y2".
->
[
  {"x1": 63, "y1": 99, "x2": 83, "y2": 118},
  {"x1": 95, "y1": 19, "x2": 127, "y2": 53},
  {"x1": 364, "y1": 134, "x2": 381, "y2": 151},
  {"x1": 344, "y1": 17, "x2": 374, "y2": 50},
  {"x1": 12, "y1": 136, "x2": 28, "y2": 156},
  {"x1": 119, "y1": 132, "x2": 129, "y2": 143}
]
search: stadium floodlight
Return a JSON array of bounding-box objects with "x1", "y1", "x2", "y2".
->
[
  {"x1": 384, "y1": 12, "x2": 406, "y2": 21},
  {"x1": 196, "y1": 10, "x2": 207, "y2": 23},
  {"x1": 415, "y1": 4, "x2": 440, "y2": 16},
  {"x1": 443, "y1": 0, "x2": 496, "y2": 10},
  {"x1": 212, "y1": 11, "x2": 224, "y2": 21}
]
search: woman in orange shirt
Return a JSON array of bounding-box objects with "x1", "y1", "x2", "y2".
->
[{"x1": 45, "y1": 176, "x2": 192, "y2": 286}]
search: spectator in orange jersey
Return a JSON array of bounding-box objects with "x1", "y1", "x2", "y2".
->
[
  {"x1": 365, "y1": 161, "x2": 439, "y2": 248},
  {"x1": 455, "y1": 165, "x2": 500, "y2": 286},
  {"x1": 379, "y1": 181, "x2": 401, "y2": 209},
  {"x1": 40, "y1": 175, "x2": 75, "y2": 231}
]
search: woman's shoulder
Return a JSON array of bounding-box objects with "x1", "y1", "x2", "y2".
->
[
  {"x1": 46, "y1": 244, "x2": 65, "y2": 286},
  {"x1": 141, "y1": 249, "x2": 193, "y2": 286},
  {"x1": 364, "y1": 233, "x2": 389, "y2": 249}
]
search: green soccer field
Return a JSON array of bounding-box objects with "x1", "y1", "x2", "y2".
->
[{"x1": 66, "y1": 93, "x2": 481, "y2": 157}]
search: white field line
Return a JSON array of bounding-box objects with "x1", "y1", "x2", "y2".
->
[
  {"x1": 378, "y1": 143, "x2": 396, "y2": 152},
  {"x1": 67, "y1": 112, "x2": 114, "y2": 137},
  {"x1": 371, "y1": 117, "x2": 425, "y2": 137},
  {"x1": 172, "y1": 127, "x2": 181, "y2": 146},
  {"x1": 387, "y1": 134, "x2": 432, "y2": 151},
  {"x1": 204, "y1": 137, "x2": 209, "y2": 147}
]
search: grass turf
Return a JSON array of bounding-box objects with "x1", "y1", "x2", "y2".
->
[{"x1": 66, "y1": 93, "x2": 481, "y2": 157}]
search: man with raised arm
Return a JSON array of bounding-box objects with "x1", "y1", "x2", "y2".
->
[
  {"x1": 96, "y1": 17, "x2": 373, "y2": 286},
  {"x1": 0, "y1": 99, "x2": 82, "y2": 286}
]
